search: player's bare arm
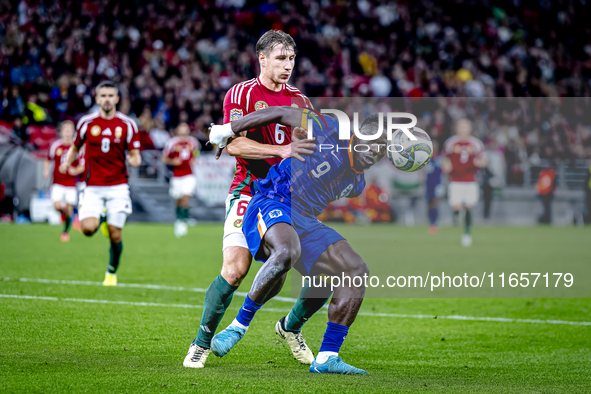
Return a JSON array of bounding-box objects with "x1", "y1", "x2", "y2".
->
[
  {"x1": 442, "y1": 157, "x2": 453, "y2": 174},
  {"x1": 68, "y1": 162, "x2": 85, "y2": 176},
  {"x1": 59, "y1": 145, "x2": 80, "y2": 174},
  {"x1": 43, "y1": 159, "x2": 50, "y2": 178},
  {"x1": 213, "y1": 106, "x2": 315, "y2": 161},
  {"x1": 222, "y1": 134, "x2": 313, "y2": 162},
  {"x1": 474, "y1": 156, "x2": 488, "y2": 168},
  {"x1": 127, "y1": 149, "x2": 141, "y2": 167},
  {"x1": 162, "y1": 155, "x2": 182, "y2": 166}
]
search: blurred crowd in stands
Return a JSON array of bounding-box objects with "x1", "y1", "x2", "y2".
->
[{"x1": 1, "y1": 0, "x2": 591, "y2": 166}]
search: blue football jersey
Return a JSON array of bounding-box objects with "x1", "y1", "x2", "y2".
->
[{"x1": 252, "y1": 112, "x2": 366, "y2": 216}]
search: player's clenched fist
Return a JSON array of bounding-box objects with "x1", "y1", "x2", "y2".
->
[{"x1": 59, "y1": 163, "x2": 69, "y2": 174}]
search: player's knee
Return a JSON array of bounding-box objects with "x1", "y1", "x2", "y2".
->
[
  {"x1": 222, "y1": 258, "x2": 251, "y2": 285},
  {"x1": 109, "y1": 228, "x2": 122, "y2": 243},
  {"x1": 53, "y1": 203, "x2": 62, "y2": 212},
  {"x1": 81, "y1": 225, "x2": 95, "y2": 237},
  {"x1": 338, "y1": 252, "x2": 369, "y2": 277},
  {"x1": 351, "y1": 260, "x2": 370, "y2": 278},
  {"x1": 271, "y1": 243, "x2": 300, "y2": 271}
]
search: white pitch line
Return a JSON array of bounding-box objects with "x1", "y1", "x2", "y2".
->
[
  {"x1": 1, "y1": 293, "x2": 591, "y2": 327},
  {"x1": 3, "y1": 277, "x2": 298, "y2": 303}
]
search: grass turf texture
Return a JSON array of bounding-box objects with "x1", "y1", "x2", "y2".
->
[{"x1": 0, "y1": 224, "x2": 590, "y2": 393}]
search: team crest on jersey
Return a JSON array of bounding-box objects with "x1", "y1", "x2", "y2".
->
[
  {"x1": 291, "y1": 103, "x2": 299, "y2": 108},
  {"x1": 91, "y1": 125, "x2": 101, "y2": 136},
  {"x1": 255, "y1": 101, "x2": 268, "y2": 111},
  {"x1": 56, "y1": 148, "x2": 63, "y2": 156},
  {"x1": 230, "y1": 108, "x2": 243, "y2": 121},
  {"x1": 176, "y1": 145, "x2": 182, "y2": 151},
  {"x1": 453, "y1": 145, "x2": 461, "y2": 154},
  {"x1": 339, "y1": 184, "x2": 354, "y2": 198},
  {"x1": 233, "y1": 219, "x2": 243, "y2": 228},
  {"x1": 268, "y1": 209, "x2": 283, "y2": 219},
  {"x1": 115, "y1": 127, "x2": 122, "y2": 138}
]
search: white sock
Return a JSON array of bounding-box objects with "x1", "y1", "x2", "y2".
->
[
  {"x1": 230, "y1": 318, "x2": 249, "y2": 331},
  {"x1": 316, "y1": 351, "x2": 338, "y2": 363},
  {"x1": 284, "y1": 315, "x2": 290, "y2": 328}
]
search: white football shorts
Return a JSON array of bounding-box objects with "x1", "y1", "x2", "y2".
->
[
  {"x1": 222, "y1": 193, "x2": 251, "y2": 251},
  {"x1": 448, "y1": 181, "x2": 479, "y2": 208},
  {"x1": 51, "y1": 184, "x2": 78, "y2": 206},
  {"x1": 78, "y1": 184, "x2": 132, "y2": 228},
  {"x1": 169, "y1": 174, "x2": 196, "y2": 200}
]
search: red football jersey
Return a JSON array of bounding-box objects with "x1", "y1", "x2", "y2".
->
[
  {"x1": 443, "y1": 135, "x2": 484, "y2": 182},
  {"x1": 223, "y1": 77, "x2": 312, "y2": 196},
  {"x1": 48, "y1": 139, "x2": 80, "y2": 187},
  {"x1": 74, "y1": 111, "x2": 140, "y2": 186},
  {"x1": 163, "y1": 136, "x2": 199, "y2": 177}
]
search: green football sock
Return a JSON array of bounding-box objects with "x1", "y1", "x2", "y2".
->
[
  {"x1": 465, "y1": 210, "x2": 472, "y2": 235},
  {"x1": 176, "y1": 206, "x2": 182, "y2": 220},
  {"x1": 194, "y1": 275, "x2": 238, "y2": 349},
  {"x1": 63, "y1": 215, "x2": 71, "y2": 233},
  {"x1": 284, "y1": 281, "x2": 332, "y2": 332},
  {"x1": 182, "y1": 207, "x2": 190, "y2": 221},
  {"x1": 108, "y1": 241, "x2": 123, "y2": 274},
  {"x1": 89, "y1": 215, "x2": 106, "y2": 236}
]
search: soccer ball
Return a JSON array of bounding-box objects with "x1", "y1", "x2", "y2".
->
[{"x1": 387, "y1": 127, "x2": 433, "y2": 172}]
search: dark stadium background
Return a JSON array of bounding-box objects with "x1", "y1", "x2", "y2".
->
[{"x1": 0, "y1": 0, "x2": 590, "y2": 224}]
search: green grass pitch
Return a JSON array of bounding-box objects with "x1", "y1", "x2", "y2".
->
[{"x1": 1, "y1": 223, "x2": 590, "y2": 393}]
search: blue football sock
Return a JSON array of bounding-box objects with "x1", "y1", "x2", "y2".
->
[
  {"x1": 428, "y1": 208, "x2": 438, "y2": 225},
  {"x1": 319, "y1": 322, "x2": 349, "y2": 354},
  {"x1": 235, "y1": 295, "x2": 264, "y2": 327}
]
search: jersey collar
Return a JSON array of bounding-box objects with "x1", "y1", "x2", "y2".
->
[
  {"x1": 348, "y1": 135, "x2": 364, "y2": 174},
  {"x1": 257, "y1": 77, "x2": 285, "y2": 95}
]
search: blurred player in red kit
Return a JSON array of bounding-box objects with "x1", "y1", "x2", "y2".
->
[
  {"x1": 162, "y1": 122, "x2": 199, "y2": 237},
  {"x1": 61, "y1": 81, "x2": 141, "y2": 286},
  {"x1": 443, "y1": 118, "x2": 487, "y2": 247},
  {"x1": 71, "y1": 144, "x2": 88, "y2": 232},
  {"x1": 43, "y1": 120, "x2": 85, "y2": 242},
  {"x1": 184, "y1": 30, "x2": 320, "y2": 369}
]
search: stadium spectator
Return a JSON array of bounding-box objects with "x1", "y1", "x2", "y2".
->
[{"x1": 0, "y1": 0, "x2": 589, "y2": 171}]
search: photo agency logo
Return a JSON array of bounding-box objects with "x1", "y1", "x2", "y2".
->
[{"x1": 305, "y1": 110, "x2": 419, "y2": 153}]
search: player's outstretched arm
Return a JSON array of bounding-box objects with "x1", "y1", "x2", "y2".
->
[
  {"x1": 59, "y1": 146, "x2": 79, "y2": 174},
  {"x1": 211, "y1": 106, "x2": 315, "y2": 161},
  {"x1": 229, "y1": 106, "x2": 304, "y2": 134},
  {"x1": 127, "y1": 149, "x2": 142, "y2": 167}
]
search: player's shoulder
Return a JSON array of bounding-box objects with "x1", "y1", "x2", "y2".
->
[
  {"x1": 115, "y1": 112, "x2": 139, "y2": 128},
  {"x1": 468, "y1": 135, "x2": 484, "y2": 150},
  {"x1": 285, "y1": 84, "x2": 304, "y2": 96},
  {"x1": 187, "y1": 136, "x2": 199, "y2": 147},
  {"x1": 76, "y1": 111, "x2": 100, "y2": 129},
  {"x1": 164, "y1": 136, "x2": 180, "y2": 149},
  {"x1": 285, "y1": 84, "x2": 312, "y2": 107},
  {"x1": 224, "y1": 78, "x2": 258, "y2": 105},
  {"x1": 443, "y1": 135, "x2": 460, "y2": 150},
  {"x1": 49, "y1": 139, "x2": 63, "y2": 151}
]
